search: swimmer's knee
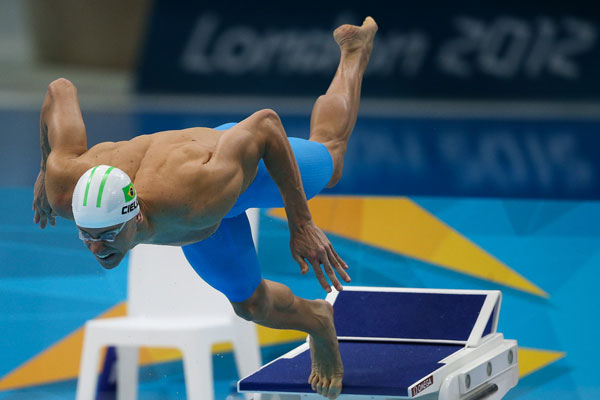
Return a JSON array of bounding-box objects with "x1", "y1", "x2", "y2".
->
[
  {"x1": 321, "y1": 142, "x2": 345, "y2": 188},
  {"x1": 326, "y1": 161, "x2": 344, "y2": 188},
  {"x1": 231, "y1": 298, "x2": 267, "y2": 322},
  {"x1": 231, "y1": 281, "x2": 269, "y2": 322},
  {"x1": 231, "y1": 302, "x2": 254, "y2": 321}
]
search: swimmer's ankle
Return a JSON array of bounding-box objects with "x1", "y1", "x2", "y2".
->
[{"x1": 306, "y1": 300, "x2": 336, "y2": 339}]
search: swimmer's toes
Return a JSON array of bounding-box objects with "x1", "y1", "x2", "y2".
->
[
  {"x1": 309, "y1": 372, "x2": 318, "y2": 389},
  {"x1": 328, "y1": 385, "x2": 341, "y2": 400},
  {"x1": 319, "y1": 377, "x2": 330, "y2": 397},
  {"x1": 363, "y1": 16, "x2": 378, "y2": 29},
  {"x1": 333, "y1": 24, "x2": 358, "y2": 47},
  {"x1": 334, "y1": 18, "x2": 378, "y2": 54},
  {"x1": 315, "y1": 380, "x2": 322, "y2": 395}
]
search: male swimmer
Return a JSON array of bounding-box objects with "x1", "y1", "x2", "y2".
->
[{"x1": 32, "y1": 17, "x2": 377, "y2": 399}]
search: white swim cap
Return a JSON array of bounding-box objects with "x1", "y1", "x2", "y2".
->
[{"x1": 72, "y1": 165, "x2": 139, "y2": 228}]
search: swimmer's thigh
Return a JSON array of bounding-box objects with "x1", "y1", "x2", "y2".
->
[{"x1": 181, "y1": 212, "x2": 261, "y2": 302}]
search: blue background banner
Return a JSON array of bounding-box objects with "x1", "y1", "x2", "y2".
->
[
  {"x1": 137, "y1": 1, "x2": 600, "y2": 99},
  {"x1": 325, "y1": 116, "x2": 600, "y2": 199},
  {"x1": 5, "y1": 110, "x2": 599, "y2": 200}
]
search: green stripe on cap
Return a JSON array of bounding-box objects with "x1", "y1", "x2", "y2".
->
[
  {"x1": 96, "y1": 166, "x2": 115, "y2": 208},
  {"x1": 82, "y1": 165, "x2": 99, "y2": 206}
]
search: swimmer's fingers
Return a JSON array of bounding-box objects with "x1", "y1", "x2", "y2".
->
[
  {"x1": 309, "y1": 257, "x2": 332, "y2": 293},
  {"x1": 40, "y1": 207, "x2": 52, "y2": 229},
  {"x1": 33, "y1": 202, "x2": 40, "y2": 223},
  {"x1": 49, "y1": 211, "x2": 56, "y2": 227},
  {"x1": 295, "y1": 253, "x2": 335, "y2": 292},
  {"x1": 33, "y1": 172, "x2": 57, "y2": 228},
  {"x1": 294, "y1": 255, "x2": 310, "y2": 275},
  {"x1": 33, "y1": 202, "x2": 46, "y2": 228},
  {"x1": 332, "y1": 246, "x2": 349, "y2": 270},
  {"x1": 321, "y1": 251, "x2": 343, "y2": 292},
  {"x1": 327, "y1": 244, "x2": 351, "y2": 284},
  {"x1": 39, "y1": 213, "x2": 48, "y2": 229},
  {"x1": 33, "y1": 202, "x2": 54, "y2": 229}
]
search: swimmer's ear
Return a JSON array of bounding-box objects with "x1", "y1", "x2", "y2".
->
[{"x1": 136, "y1": 212, "x2": 144, "y2": 223}]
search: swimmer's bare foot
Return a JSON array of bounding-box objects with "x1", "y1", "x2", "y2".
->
[
  {"x1": 307, "y1": 300, "x2": 344, "y2": 399},
  {"x1": 333, "y1": 16, "x2": 378, "y2": 72}
]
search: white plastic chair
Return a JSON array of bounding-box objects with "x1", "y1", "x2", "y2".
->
[{"x1": 76, "y1": 209, "x2": 262, "y2": 400}]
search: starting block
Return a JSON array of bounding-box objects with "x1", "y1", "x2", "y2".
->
[{"x1": 239, "y1": 287, "x2": 518, "y2": 400}]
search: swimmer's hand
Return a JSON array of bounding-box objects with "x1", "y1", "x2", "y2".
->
[
  {"x1": 289, "y1": 219, "x2": 350, "y2": 292},
  {"x1": 33, "y1": 170, "x2": 56, "y2": 229}
]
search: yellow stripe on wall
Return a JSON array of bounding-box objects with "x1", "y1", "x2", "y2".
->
[{"x1": 518, "y1": 348, "x2": 566, "y2": 377}]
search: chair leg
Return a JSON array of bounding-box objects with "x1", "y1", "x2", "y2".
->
[
  {"x1": 76, "y1": 330, "x2": 104, "y2": 400},
  {"x1": 181, "y1": 341, "x2": 214, "y2": 400},
  {"x1": 116, "y1": 346, "x2": 139, "y2": 400},
  {"x1": 232, "y1": 319, "x2": 262, "y2": 379}
]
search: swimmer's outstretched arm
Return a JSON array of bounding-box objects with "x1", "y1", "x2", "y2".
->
[
  {"x1": 34, "y1": 78, "x2": 88, "y2": 228},
  {"x1": 211, "y1": 109, "x2": 350, "y2": 292}
]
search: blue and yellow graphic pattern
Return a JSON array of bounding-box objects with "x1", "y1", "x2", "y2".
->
[{"x1": 2, "y1": 190, "x2": 596, "y2": 398}]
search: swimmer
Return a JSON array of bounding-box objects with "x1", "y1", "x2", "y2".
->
[{"x1": 33, "y1": 17, "x2": 377, "y2": 399}]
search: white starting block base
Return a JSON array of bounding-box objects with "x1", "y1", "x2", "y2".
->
[
  {"x1": 240, "y1": 287, "x2": 519, "y2": 400},
  {"x1": 250, "y1": 334, "x2": 517, "y2": 400}
]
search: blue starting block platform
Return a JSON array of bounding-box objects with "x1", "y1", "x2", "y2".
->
[{"x1": 239, "y1": 287, "x2": 518, "y2": 400}]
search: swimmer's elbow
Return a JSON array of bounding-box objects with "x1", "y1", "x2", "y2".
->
[
  {"x1": 254, "y1": 109, "x2": 288, "y2": 154},
  {"x1": 256, "y1": 109, "x2": 283, "y2": 136},
  {"x1": 44, "y1": 79, "x2": 78, "y2": 114},
  {"x1": 48, "y1": 78, "x2": 76, "y2": 94},
  {"x1": 255, "y1": 108, "x2": 280, "y2": 122}
]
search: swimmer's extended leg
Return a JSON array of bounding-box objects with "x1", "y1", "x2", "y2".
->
[
  {"x1": 309, "y1": 17, "x2": 378, "y2": 187},
  {"x1": 183, "y1": 214, "x2": 344, "y2": 399},
  {"x1": 293, "y1": 16, "x2": 377, "y2": 399},
  {"x1": 232, "y1": 279, "x2": 342, "y2": 399}
]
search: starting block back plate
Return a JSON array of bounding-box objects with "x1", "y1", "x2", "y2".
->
[
  {"x1": 333, "y1": 290, "x2": 485, "y2": 342},
  {"x1": 329, "y1": 287, "x2": 499, "y2": 345}
]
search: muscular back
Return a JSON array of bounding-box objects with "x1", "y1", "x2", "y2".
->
[{"x1": 47, "y1": 126, "x2": 250, "y2": 245}]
